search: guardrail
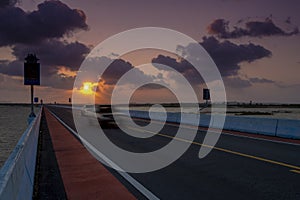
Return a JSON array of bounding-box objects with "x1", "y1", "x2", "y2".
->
[
  {"x1": 129, "y1": 110, "x2": 300, "y2": 139},
  {"x1": 0, "y1": 107, "x2": 42, "y2": 200}
]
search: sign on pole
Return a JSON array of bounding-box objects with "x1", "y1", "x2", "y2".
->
[
  {"x1": 24, "y1": 54, "x2": 40, "y2": 123},
  {"x1": 203, "y1": 88, "x2": 210, "y2": 100},
  {"x1": 24, "y1": 54, "x2": 40, "y2": 85}
]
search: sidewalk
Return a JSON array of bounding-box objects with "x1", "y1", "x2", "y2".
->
[{"x1": 34, "y1": 108, "x2": 136, "y2": 199}]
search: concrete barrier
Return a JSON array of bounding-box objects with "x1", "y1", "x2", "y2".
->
[
  {"x1": 276, "y1": 119, "x2": 300, "y2": 139},
  {"x1": 128, "y1": 110, "x2": 300, "y2": 139},
  {"x1": 129, "y1": 110, "x2": 146, "y2": 119},
  {"x1": 222, "y1": 116, "x2": 278, "y2": 136},
  {"x1": 199, "y1": 114, "x2": 211, "y2": 127},
  {"x1": 0, "y1": 108, "x2": 42, "y2": 200},
  {"x1": 167, "y1": 112, "x2": 180, "y2": 123},
  {"x1": 180, "y1": 113, "x2": 200, "y2": 126}
]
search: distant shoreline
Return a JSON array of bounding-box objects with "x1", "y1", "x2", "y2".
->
[
  {"x1": 0, "y1": 103, "x2": 37, "y2": 106},
  {"x1": 1, "y1": 102, "x2": 300, "y2": 108}
]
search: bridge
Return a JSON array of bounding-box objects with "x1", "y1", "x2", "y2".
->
[{"x1": 1, "y1": 105, "x2": 300, "y2": 199}]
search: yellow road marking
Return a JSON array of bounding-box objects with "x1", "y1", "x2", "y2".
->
[
  {"x1": 290, "y1": 170, "x2": 300, "y2": 174},
  {"x1": 127, "y1": 126, "x2": 300, "y2": 171}
]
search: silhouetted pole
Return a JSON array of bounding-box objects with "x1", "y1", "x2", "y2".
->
[
  {"x1": 203, "y1": 88, "x2": 210, "y2": 106},
  {"x1": 24, "y1": 54, "x2": 40, "y2": 124},
  {"x1": 30, "y1": 85, "x2": 34, "y2": 117},
  {"x1": 199, "y1": 88, "x2": 210, "y2": 111}
]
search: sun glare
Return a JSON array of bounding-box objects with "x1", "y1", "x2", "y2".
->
[{"x1": 80, "y1": 82, "x2": 94, "y2": 95}]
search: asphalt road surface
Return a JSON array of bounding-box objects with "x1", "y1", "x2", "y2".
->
[{"x1": 47, "y1": 106, "x2": 300, "y2": 200}]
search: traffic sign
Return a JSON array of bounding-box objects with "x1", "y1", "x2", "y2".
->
[
  {"x1": 203, "y1": 88, "x2": 210, "y2": 100},
  {"x1": 24, "y1": 62, "x2": 40, "y2": 85}
]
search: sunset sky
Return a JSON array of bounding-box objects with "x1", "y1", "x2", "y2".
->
[{"x1": 0, "y1": 0, "x2": 299, "y2": 104}]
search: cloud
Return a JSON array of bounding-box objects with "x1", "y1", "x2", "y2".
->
[
  {"x1": 223, "y1": 77, "x2": 252, "y2": 88},
  {"x1": 224, "y1": 76, "x2": 275, "y2": 89},
  {"x1": 0, "y1": 0, "x2": 93, "y2": 92},
  {"x1": 0, "y1": 60, "x2": 23, "y2": 76},
  {"x1": 0, "y1": 0, "x2": 88, "y2": 46},
  {"x1": 201, "y1": 36, "x2": 272, "y2": 75},
  {"x1": 102, "y1": 58, "x2": 138, "y2": 85},
  {"x1": 152, "y1": 55, "x2": 202, "y2": 86},
  {"x1": 249, "y1": 77, "x2": 275, "y2": 84},
  {"x1": 0, "y1": 0, "x2": 18, "y2": 7},
  {"x1": 0, "y1": 0, "x2": 90, "y2": 90},
  {"x1": 0, "y1": 45, "x2": 161, "y2": 90},
  {"x1": 0, "y1": 39, "x2": 90, "y2": 75},
  {"x1": 207, "y1": 19, "x2": 230, "y2": 38},
  {"x1": 207, "y1": 18, "x2": 299, "y2": 39},
  {"x1": 0, "y1": 38, "x2": 91, "y2": 89},
  {"x1": 83, "y1": 57, "x2": 156, "y2": 86},
  {"x1": 0, "y1": 60, "x2": 76, "y2": 90},
  {"x1": 12, "y1": 39, "x2": 90, "y2": 73},
  {"x1": 42, "y1": 73, "x2": 75, "y2": 90},
  {"x1": 152, "y1": 36, "x2": 272, "y2": 85}
]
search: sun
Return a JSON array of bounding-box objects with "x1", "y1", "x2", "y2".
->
[{"x1": 80, "y1": 82, "x2": 94, "y2": 95}]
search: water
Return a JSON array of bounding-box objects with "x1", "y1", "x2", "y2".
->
[
  {"x1": 127, "y1": 106, "x2": 300, "y2": 120},
  {"x1": 0, "y1": 105, "x2": 39, "y2": 168}
]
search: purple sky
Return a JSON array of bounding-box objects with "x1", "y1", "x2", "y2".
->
[{"x1": 0, "y1": 0, "x2": 299, "y2": 103}]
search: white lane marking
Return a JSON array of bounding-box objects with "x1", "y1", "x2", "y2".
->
[
  {"x1": 48, "y1": 109, "x2": 160, "y2": 200},
  {"x1": 134, "y1": 118, "x2": 300, "y2": 147}
]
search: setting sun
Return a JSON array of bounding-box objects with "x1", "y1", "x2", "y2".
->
[{"x1": 80, "y1": 82, "x2": 94, "y2": 95}]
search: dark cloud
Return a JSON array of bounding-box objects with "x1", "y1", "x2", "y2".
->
[
  {"x1": 152, "y1": 36, "x2": 272, "y2": 85},
  {"x1": 42, "y1": 73, "x2": 75, "y2": 90},
  {"x1": 152, "y1": 55, "x2": 190, "y2": 74},
  {"x1": 0, "y1": 45, "x2": 159, "y2": 90},
  {"x1": 0, "y1": 39, "x2": 90, "y2": 76},
  {"x1": 0, "y1": 60, "x2": 23, "y2": 76},
  {"x1": 85, "y1": 57, "x2": 156, "y2": 86},
  {"x1": 207, "y1": 19, "x2": 230, "y2": 38},
  {"x1": 0, "y1": 59, "x2": 75, "y2": 90},
  {"x1": 0, "y1": 0, "x2": 90, "y2": 90},
  {"x1": 0, "y1": 58, "x2": 76, "y2": 90},
  {"x1": 152, "y1": 55, "x2": 202, "y2": 85},
  {"x1": 0, "y1": 0, "x2": 18, "y2": 7},
  {"x1": 200, "y1": 36, "x2": 272, "y2": 75},
  {"x1": 207, "y1": 18, "x2": 299, "y2": 39},
  {"x1": 12, "y1": 39, "x2": 90, "y2": 73},
  {"x1": 102, "y1": 59, "x2": 135, "y2": 85},
  {"x1": 0, "y1": 0, "x2": 88, "y2": 46},
  {"x1": 138, "y1": 83, "x2": 165, "y2": 90},
  {"x1": 0, "y1": 39, "x2": 90, "y2": 89}
]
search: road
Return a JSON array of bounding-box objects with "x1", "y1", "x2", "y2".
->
[{"x1": 47, "y1": 106, "x2": 300, "y2": 200}]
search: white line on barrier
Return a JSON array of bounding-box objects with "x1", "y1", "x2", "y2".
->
[{"x1": 48, "y1": 109, "x2": 160, "y2": 200}]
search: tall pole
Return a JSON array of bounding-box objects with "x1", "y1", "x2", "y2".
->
[
  {"x1": 24, "y1": 53, "x2": 40, "y2": 123},
  {"x1": 30, "y1": 84, "x2": 35, "y2": 117}
]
